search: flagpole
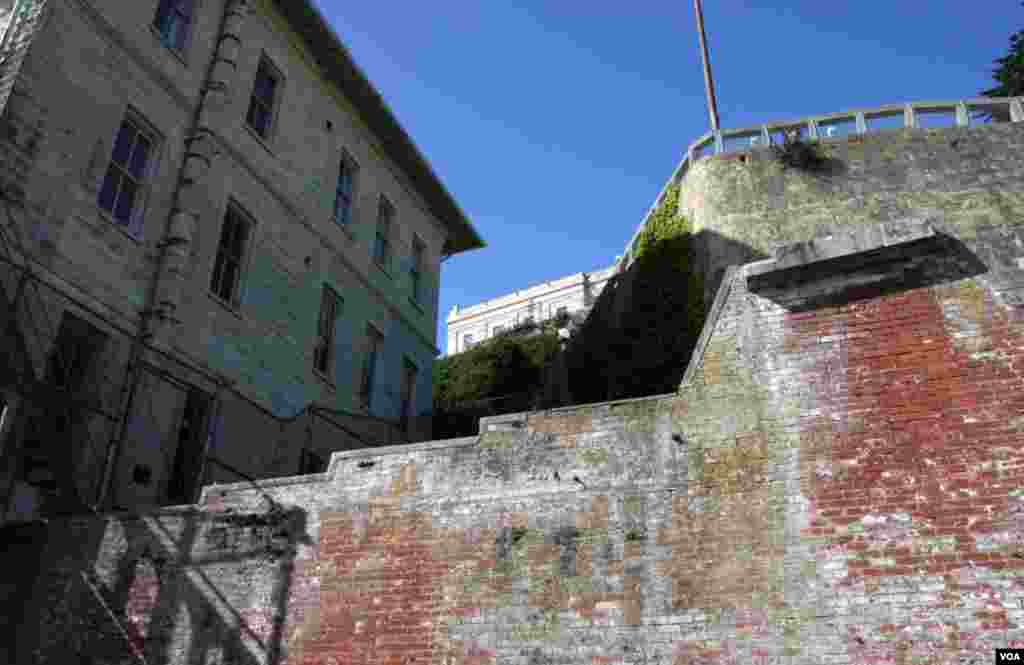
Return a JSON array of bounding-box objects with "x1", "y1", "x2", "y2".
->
[{"x1": 694, "y1": 0, "x2": 720, "y2": 132}]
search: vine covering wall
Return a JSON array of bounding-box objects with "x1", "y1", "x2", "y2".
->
[{"x1": 565, "y1": 183, "x2": 705, "y2": 404}]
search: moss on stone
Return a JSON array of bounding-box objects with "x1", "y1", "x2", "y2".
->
[{"x1": 577, "y1": 448, "x2": 609, "y2": 467}]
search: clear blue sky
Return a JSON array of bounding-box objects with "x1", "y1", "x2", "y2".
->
[{"x1": 311, "y1": 1, "x2": 1020, "y2": 352}]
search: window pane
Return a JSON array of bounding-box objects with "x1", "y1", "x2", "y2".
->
[
  {"x1": 154, "y1": 0, "x2": 174, "y2": 32},
  {"x1": 114, "y1": 178, "x2": 137, "y2": 225},
  {"x1": 334, "y1": 195, "x2": 350, "y2": 225},
  {"x1": 210, "y1": 254, "x2": 225, "y2": 296},
  {"x1": 112, "y1": 122, "x2": 137, "y2": 166},
  {"x1": 339, "y1": 163, "x2": 353, "y2": 197},
  {"x1": 176, "y1": 0, "x2": 193, "y2": 19},
  {"x1": 247, "y1": 102, "x2": 270, "y2": 137},
  {"x1": 220, "y1": 211, "x2": 237, "y2": 247},
  {"x1": 257, "y1": 67, "x2": 277, "y2": 103},
  {"x1": 219, "y1": 261, "x2": 238, "y2": 301},
  {"x1": 98, "y1": 166, "x2": 121, "y2": 213},
  {"x1": 129, "y1": 135, "x2": 151, "y2": 179},
  {"x1": 172, "y1": 17, "x2": 189, "y2": 51},
  {"x1": 228, "y1": 217, "x2": 247, "y2": 260}
]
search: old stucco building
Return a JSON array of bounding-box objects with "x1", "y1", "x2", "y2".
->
[
  {"x1": 0, "y1": 0, "x2": 483, "y2": 522},
  {"x1": 445, "y1": 265, "x2": 616, "y2": 355}
]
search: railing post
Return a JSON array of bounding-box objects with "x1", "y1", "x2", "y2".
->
[
  {"x1": 955, "y1": 102, "x2": 970, "y2": 127},
  {"x1": 807, "y1": 120, "x2": 818, "y2": 141},
  {"x1": 713, "y1": 130, "x2": 724, "y2": 154},
  {"x1": 760, "y1": 125, "x2": 771, "y2": 146},
  {"x1": 903, "y1": 105, "x2": 916, "y2": 129},
  {"x1": 855, "y1": 112, "x2": 867, "y2": 134},
  {"x1": 1011, "y1": 99, "x2": 1024, "y2": 123}
]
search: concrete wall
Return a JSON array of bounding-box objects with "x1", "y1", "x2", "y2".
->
[
  {"x1": 678, "y1": 121, "x2": 1024, "y2": 304},
  {"x1": 15, "y1": 207, "x2": 1024, "y2": 662}
]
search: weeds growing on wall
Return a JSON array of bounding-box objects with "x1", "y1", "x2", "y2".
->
[
  {"x1": 565, "y1": 183, "x2": 705, "y2": 404},
  {"x1": 772, "y1": 128, "x2": 830, "y2": 173}
]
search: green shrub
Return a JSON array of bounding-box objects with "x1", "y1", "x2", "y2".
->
[{"x1": 433, "y1": 330, "x2": 561, "y2": 438}]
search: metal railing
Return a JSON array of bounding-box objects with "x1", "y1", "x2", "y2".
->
[{"x1": 615, "y1": 96, "x2": 1024, "y2": 272}]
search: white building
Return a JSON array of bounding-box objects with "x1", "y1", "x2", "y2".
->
[{"x1": 446, "y1": 265, "x2": 617, "y2": 355}]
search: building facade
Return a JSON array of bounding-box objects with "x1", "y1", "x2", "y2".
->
[
  {"x1": 445, "y1": 264, "x2": 615, "y2": 355},
  {"x1": 0, "y1": 0, "x2": 483, "y2": 521}
]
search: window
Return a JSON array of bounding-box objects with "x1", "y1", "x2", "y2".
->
[
  {"x1": 373, "y1": 197, "x2": 393, "y2": 269},
  {"x1": 399, "y1": 359, "x2": 417, "y2": 435},
  {"x1": 210, "y1": 204, "x2": 252, "y2": 305},
  {"x1": 97, "y1": 114, "x2": 158, "y2": 230},
  {"x1": 360, "y1": 326, "x2": 383, "y2": 409},
  {"x1": 166, "y1": 388, "x2": 210, "y2": 505},
  {"x1": 153, "y1": 0, "x2": 193, "y2": 53},
  {"x1": 246, "y1": 58, "x2": 280, "y2": 139},
  {"x1": 333, "y1": 153, "x2": 357, "y2": 226},
  {"x1": 313, "y1": 285, "x2": 342, "y2": 379},
  {"x1": 410, "y1": 237, "x2": 425, "y2": 302}
]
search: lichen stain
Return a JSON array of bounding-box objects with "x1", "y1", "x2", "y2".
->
[{"x1": 657, "y1": 430, "x2": 781, "y2": 614}]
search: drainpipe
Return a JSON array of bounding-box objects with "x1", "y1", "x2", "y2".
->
[{"x1": 95, "y1": 0, "x2": 252, "y2": 510}]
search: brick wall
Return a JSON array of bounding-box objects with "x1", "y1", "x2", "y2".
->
[
  {"x1": 12, "y1": 124, "x2": 1024, "y2": 665},
  {"x1": 17, "y1": 241, "x2": 1024, "y2": 662}
]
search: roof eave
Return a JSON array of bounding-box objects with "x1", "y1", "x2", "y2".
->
[{"x1": 271, "y1": 1, "x2": 486, "y2": 256}]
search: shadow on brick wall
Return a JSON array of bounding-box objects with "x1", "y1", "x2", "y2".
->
[{"x1": 8, "y1": 497, "x2": 311, "y2": 665}]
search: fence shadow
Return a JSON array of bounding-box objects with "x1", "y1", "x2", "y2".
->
[{"x1": 10, "y1": 495, "x2": 311, "y2": 664}]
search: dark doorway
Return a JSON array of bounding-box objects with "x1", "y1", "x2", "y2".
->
[{"x1": 166, "y1": 389, "x2": 210, "y2": 505}]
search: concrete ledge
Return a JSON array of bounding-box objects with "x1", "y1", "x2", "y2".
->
[
  {"x1": 748, "y1": 219, "x2": 935, "y2": 280},
  {"x1": 743, "y1": 219, "x2": 984, "y2": 308}
]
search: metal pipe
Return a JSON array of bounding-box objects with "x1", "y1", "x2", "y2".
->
[
  {"x1": 694, "y1": 0, "x2": 720, "y2": 132},
  {"x1": 96, "y1": 0, "x2": 252, "y2": 509}
]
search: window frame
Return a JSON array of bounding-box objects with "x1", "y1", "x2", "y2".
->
[
  {"x1": 373, "y1": 195, "x2": 394, "y2": 271},
  {"x1": 245, "y1": 55, "x2": 283, "y2": 141},
  {"x1": 209, "y1": 201, "x2": 254, "y2": 309},
  {"x1": 152, "y1": 0, "x2": 195, "y2": 57},
  {"x1": 96, "y1": 110, "x2": 162, "y2": 238},
  {"x1": 333, "y1": 150, "x2": 359, "y2": 227},
  {"x1": 359, "y1": 324, "x2": 384, "y2": 410},
  {"x1": 313, "y1": 285, "x2": 342, "y2": 381}
]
